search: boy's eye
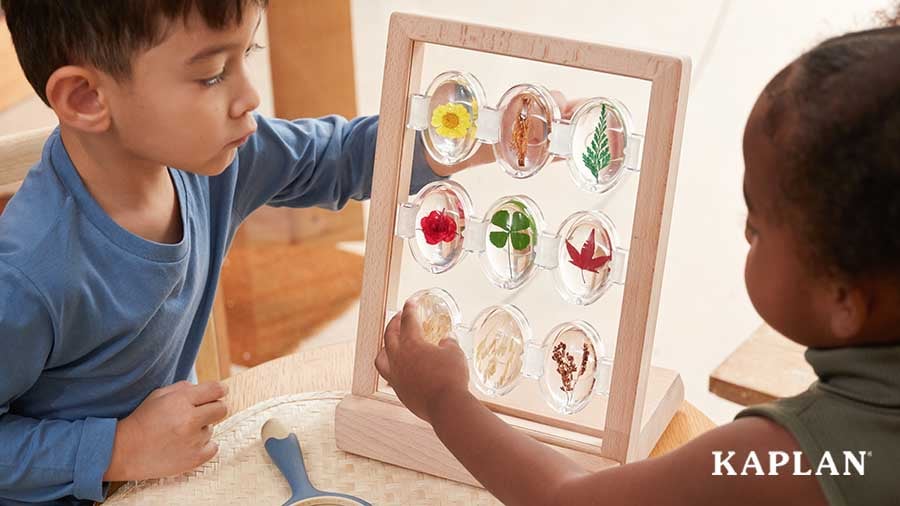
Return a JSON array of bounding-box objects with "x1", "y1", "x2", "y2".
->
[
  {"x1": 245, "y1": 43, "x2": 266, "y2": 57},
  {"x1": 201, "y1": 72, "x2": 226, "y2": 87},
  {"x1": 199, "y1": 44, "x2": 264, "y2": 87}
]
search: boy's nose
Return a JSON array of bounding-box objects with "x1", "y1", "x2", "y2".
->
[{"x1": 230, "y1": 77, "x2": 261, "y2": 119}]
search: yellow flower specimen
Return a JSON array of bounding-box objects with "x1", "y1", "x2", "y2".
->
[{"x1": 431, "y1": 102, "x2": 473, "y2": 139}]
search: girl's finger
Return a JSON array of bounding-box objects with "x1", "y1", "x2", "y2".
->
[
  {"x1": 375, "y1": 348, "x2": 392, "y2": 381},
  {"x1": 400, "y1": 301, "x2": 424, "y2": 342},
  {"x1": 384, "y1": 311, "x2": 402, "y2": 352},
  {"x1": 438, "y1": 337, "x2": 460, "y2": 350}
]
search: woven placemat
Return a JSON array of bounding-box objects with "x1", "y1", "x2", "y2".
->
[{"x1": 106, "y1": 392, "x2": 499, "y2": 505}]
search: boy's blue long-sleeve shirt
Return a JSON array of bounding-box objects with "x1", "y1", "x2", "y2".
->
[{"x1": 0, "y1": 114, "x2": 442, "y2": 504}]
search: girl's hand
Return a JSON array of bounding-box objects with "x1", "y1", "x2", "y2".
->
[{"x1": 374, "y1": 301, "x2": 470, "y2": 424}]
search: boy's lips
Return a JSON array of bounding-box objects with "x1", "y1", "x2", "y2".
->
[{"x1": 227, "y1": 130, "x2": 255, "y2": 147}]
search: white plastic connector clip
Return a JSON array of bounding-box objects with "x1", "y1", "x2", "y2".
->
[
  {"x1": 407, "y1": 94, "x2": 430, "y2": 131},
  {"x1": 474, "y1": 106, "x2": 501, "y2": 144},
  {"x1": 548, "y1": 121, "x2": 573, "y2": 158},
  {"x1": 535, "y1": 232, "x2": 561, "y2": 270},
  {"x1": 462, "y1": 217, "x2": 488, "y2": 253},
  {"x1": 523, "y1": 343, "x2": 545, "y2": 379},
  {"x1": 624, "y1": 133, "x2": 644, "y2": 172},
  {"x1": 396, "y1": 202, "x2": 420, "y2": 239},
  {"x1": 454, "y1": 325, "x2": 474, "y2": 358},
  {"x1": 594, "y1": 356, "x2": 614, "y2": 396},
  {"x1": 611, "y1": 246, "x2": 629, "y2": 285}
]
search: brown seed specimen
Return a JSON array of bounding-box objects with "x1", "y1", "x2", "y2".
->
[{"x1": 511, "y1": 95, "x2": 532, "y2": 167}]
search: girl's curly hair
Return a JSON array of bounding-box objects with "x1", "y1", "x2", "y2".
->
[{"x1": 760, "y1": 10, "x2": 900, "y2": 282}]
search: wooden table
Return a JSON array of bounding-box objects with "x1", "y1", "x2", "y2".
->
[
  {"x1": 709, "y1": 324, "x2": 816, "y2": 406},
  {"x1": 224, "y1": 340, "x2": 716, "y2": 459}
]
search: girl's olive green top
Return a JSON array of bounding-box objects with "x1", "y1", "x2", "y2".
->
[{"x1": 737, "y1": 343, "x2": 900, "y2": 506}]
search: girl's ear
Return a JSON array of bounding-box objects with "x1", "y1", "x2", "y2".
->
[
  {"x1": 827, "y1": 281, "x2": 869, "y2": 341},
  {"x1": 45, "y1": 65, "x2": 111, "y2": 133}
]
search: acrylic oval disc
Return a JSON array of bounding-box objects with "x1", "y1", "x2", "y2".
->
[
  {"x1": 470, "y1": 305, "x2": 530, "y2": 396},
  {"x1": 553, "y1": 211, "x2": 618, "y2": 305},
  {"x1": 408, "y1": 180, "x2": 472, "y2": 274},
  {"x1": 493, "y1": 84, "x2": 559, "y2": 179},
  {"x1": 422, "y1": 71, "x2": 486, "y2": 166},
  {"x1": 479, "y1": 195, "x2": 543, "y2": 290},
  {"x1": 567, "y1": 97, "x2": 633, "y2": 193},
  {"x1": 539, "y1": 321, "x2": 605, "y2": 415},
  {"x1": 405, "y1": 288, "x2": 462, "y2": 346}
]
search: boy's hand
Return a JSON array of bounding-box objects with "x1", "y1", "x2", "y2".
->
[
  {"x1": 375, "y1": 301, "x2": 470, "y2": 424},
  {"x1": 104, "y1": 381, "x2": 229, "y2": 481},
  {"x1": 551, "y1": 90, "x2": 589, "y2": 119}
]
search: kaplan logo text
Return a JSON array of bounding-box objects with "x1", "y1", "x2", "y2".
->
[{"x1": 711, "y1": 451, "x2": 871, "y2": 476}]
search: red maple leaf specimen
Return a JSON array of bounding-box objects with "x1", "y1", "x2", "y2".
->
[
  {"x1": 565, "y1": 229, "x2": 611, "y2": 282},
  {"x1": 421, "y1": 210, "x2": 458, "y2": 245}
]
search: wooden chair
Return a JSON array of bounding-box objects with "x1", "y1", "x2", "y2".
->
[{"x1": 0, "y1": 126, "x2": 230, "y2": 381}]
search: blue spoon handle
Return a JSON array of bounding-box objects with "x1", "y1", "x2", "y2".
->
[{"x1": 262, "y1": 419, "x2": 318, "y2": 501}]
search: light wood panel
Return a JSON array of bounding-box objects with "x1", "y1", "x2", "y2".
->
[
  {"x1": 241, "y1": 0, "x2": 363, "y2": 247},
  {"x1": 0, "y1": 17, "x2": 34, "y2": 113},
  {"x1": 222, "y1": 1, "x2": 366, "y2": 362},
  {"x1": 267, "y1": 0, "x2": 357, "y2": 119}
]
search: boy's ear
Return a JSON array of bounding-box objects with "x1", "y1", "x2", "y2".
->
[
  {"x1": 45, "y1": 65, "x2": 111, "y2": 133},
  {"x1": 827, "y1": 281, "x2": 868, "y2": 341}
]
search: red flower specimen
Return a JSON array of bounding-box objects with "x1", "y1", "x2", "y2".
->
[{"x1": 421, "y1": 210, "x2": 458, "y2": 245}]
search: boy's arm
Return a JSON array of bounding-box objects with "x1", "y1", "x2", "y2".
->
[
  {"x1": 230, "y1": 114, "x2": 449, "y2": 221},
  {"x1": 377, "y1": 304, "x2": 827, "y2": 506},
  {"x1": 0, "y1": 265, "x2": 116, "y2": 503}
]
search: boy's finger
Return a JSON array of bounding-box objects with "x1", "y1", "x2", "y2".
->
[
  {"x1": 197, "y1": 441, "x2": 219, "y2": 465},
  {"x1": 194, "y1": 400, "x2": 228, "y2": 427},
  {"x1": 149, "y1": 380, "x2": 192, "y2": 399},
  {"x1": 197, "y1": 424, "x2": 213, "y2": 445},
  {"x1": 550, "y1": 90, "x2": 567, "y2": 110},
  {"x1": 185, "y1": 381, "x2": 228, "y2": 406},
  {"x1": 558, "y1": 94, "x2": 589, "y2": 120},
  {"x1": 375, "y1": 348, "x2": 391, "y2": 381}
]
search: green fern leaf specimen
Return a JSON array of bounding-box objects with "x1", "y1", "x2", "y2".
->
[{"x1": 581, "y1": 104, "x2": 611, "y2": 182}]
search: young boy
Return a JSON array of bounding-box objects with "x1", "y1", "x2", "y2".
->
[
  {"x1": 0, "y1": 1, "x2": 480, "y2": 503},
  {"x1": 376, "y1": 15, "x2": 900, "y2": 506}
]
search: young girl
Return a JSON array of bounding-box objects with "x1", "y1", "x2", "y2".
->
[{"x1": 374, "y1": 14, "x2": 900, "y2": 506}]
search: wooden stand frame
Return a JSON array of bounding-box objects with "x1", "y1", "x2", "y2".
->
[{"x1": 335, "y1": 13, "x2": 691, "y2": 486}]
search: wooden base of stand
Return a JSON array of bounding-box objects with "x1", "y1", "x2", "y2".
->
[{"x1": 335, "y1": 365, "x2": 683, "y2": 487}]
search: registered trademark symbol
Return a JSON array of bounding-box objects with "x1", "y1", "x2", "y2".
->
[{"x1": 867, "y1": 451, "x2": 873, "y2": 457}]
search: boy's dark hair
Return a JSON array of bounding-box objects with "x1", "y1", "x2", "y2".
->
[
  {"x1": 1, "y1": 0, "x2": 268, "y2": 106},
  {"x1": 761, "y1": 10, "x2": 900, "y2": 282}
]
